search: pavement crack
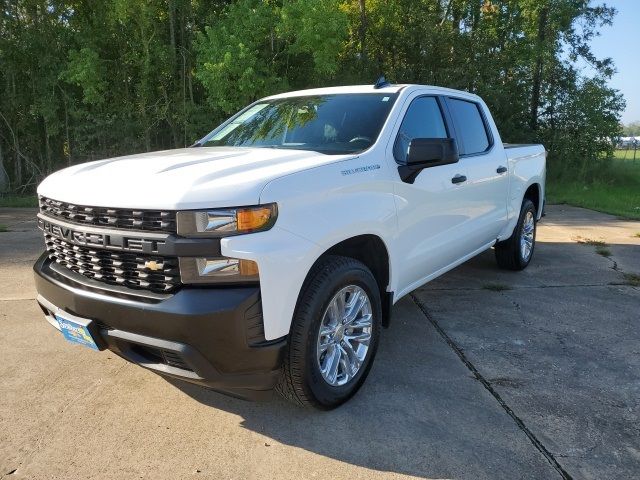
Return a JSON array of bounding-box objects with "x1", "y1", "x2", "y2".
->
[{"x1": 410, "y1": 292, "x2": 573, "y2": 480}]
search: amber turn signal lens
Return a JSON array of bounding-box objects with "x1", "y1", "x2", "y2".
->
[
  {"x1": 239, "y1": 259, "x2": 259, "y2": 276},
  {"x1": 236, "y1": 205, "x2": 275, "y2": 232}
]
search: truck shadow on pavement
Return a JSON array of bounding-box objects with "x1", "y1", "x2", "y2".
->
[
  {"x1": 168, "y1": 237, "x2": 640, "y2": 479},
  {"x1": 167, "y1": 294, "x2": 552, "y2": 480}
]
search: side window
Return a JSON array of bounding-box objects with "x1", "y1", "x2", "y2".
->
[
  {"x1": 447, "y1": 98, "x2": 490, "y2": 155},
  {"x1": 393, "y1": 97, "x2": 447, "y2": 162}
]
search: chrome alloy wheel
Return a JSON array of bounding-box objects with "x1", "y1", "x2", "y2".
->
[
  {"x1": 520, "y1": 210, "x2": 535, "y2": 262},
  {"x1": 316, "y1": 285, "x2": 373, "y2": 387}
]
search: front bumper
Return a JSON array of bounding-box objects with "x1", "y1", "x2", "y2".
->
[{"x1": 33, "y1": 253, "x2": 286, "y2": 400}]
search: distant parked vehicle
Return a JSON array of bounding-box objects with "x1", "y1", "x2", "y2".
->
[{"x1": 618, "y1": 136, "x2": 640, "y2": 148}]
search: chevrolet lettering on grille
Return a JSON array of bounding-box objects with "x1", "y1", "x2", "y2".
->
[{"x1": 38, "y1": 215, "x2": 166, "y2": 254}]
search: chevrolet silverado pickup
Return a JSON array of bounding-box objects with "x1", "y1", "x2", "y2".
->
[{"x1": 34, "y1": 82, "x2": 546, "y2": 409}]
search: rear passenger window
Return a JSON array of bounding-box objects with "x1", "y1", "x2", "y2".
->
[
  {"x1": 394, "y1": 97, "x2": 447, "y2": 163},
  {"x1": 447, "y1": 98, "x2": 490, "y2": 155}
]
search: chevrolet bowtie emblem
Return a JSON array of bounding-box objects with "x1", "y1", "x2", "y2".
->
[{"x1": 144, "y1": 260, "x2": 162, "y2": 271}]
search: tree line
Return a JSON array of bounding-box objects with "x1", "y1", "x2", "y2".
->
[{"x1": 0, "y1": 0, "x2": 624, "y2": 193}]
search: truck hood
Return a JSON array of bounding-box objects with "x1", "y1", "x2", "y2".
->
[{"x1": 38, "y1": 147, "x2": 354, "y2": 210}]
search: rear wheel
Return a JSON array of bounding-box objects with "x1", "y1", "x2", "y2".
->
[
  {"x1": 276, "y1": 255, "x2": 381, "y2": 409},
  {"x1": 495, "y1": 199, "x2": 537, "y2": 270}
]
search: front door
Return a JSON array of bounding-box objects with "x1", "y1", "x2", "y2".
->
[{"x1": 390, "y1": 94, "x2": 473, "y2": 295}]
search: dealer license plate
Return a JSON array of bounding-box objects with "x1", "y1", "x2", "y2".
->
[{"x1": 55, "y1": 314, "x2": 99, "y2": 351}]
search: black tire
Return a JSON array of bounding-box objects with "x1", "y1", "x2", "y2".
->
[
  {"x1": 276, "y1": 255, "x2": 382, "y2": 409},
  {"x1": 495, "y1": 198, "x2": 537, "y2": 270}
]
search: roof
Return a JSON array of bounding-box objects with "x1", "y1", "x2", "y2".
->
[
  {"x1": 264, "y1": 84, "x2": 405, "y2": 99},
  {"x1": 264, "y1": 84, "x2": 481, "y2": 101}
]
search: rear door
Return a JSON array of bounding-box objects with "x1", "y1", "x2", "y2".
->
[{"x1": 444, "y1": 97, "x2": 508, "y2": 248}]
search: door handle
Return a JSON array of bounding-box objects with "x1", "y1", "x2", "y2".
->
[
  {"x1": 497, "y1": 166, "x2": 507, "y2": 174},
  {"x1": 451, "y1": 174, "x2": 467, "y2": 184}
]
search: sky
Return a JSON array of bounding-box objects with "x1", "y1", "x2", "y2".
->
[{"x1": 586, "y1": 0, "x2": 639, "y2": 124}]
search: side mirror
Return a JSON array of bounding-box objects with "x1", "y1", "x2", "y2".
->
[{"x1": 398, "y1": 138, "x2": 459, "y2": 183}]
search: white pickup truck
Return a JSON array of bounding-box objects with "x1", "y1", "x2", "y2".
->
[{"x1": 34, "y1": 82, "x2": 545, "y2": 409}]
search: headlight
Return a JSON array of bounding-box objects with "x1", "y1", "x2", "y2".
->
[
  {"x1": 179, "y1": 257, "x2": 259, "y2": 284},
  {"x1": 176, "y1": 203, "x2": 277, "y2": 237}
]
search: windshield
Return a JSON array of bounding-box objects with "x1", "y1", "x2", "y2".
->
[{"x1": 200, "y1": 93, "x2": 398, "y2": 154}]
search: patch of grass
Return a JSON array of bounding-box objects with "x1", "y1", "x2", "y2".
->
[
  {"x1": 595, "y1": 246, "x2": 612, "y2": 257},
  {"x1": 614, "y1": 149, "x2": 640, "y2": 161},
  {"x1": 0, "y1": 223, "x2": 9, "y2": 232},
  {"x1": 482, "y1": 283, "x2": 512, "y2": 292},
  {"x1": 547, "y1": 156, "x2": 640, "y2": 220},
  {"x1": 574, "y1": 236, "x2": 612, "y2": 257},
  {"x1": 622, "y1": 273, "x2": 640, "y2": 287},
  {"x1": 574, "y1": 236, "x2": 607, "y2": 247},
  {"x1": 0, "y1": 194, "x2": 38, "y2": 208},
  {"x1": 634, "y1": 233, "x2": 640, "y2": 239}
]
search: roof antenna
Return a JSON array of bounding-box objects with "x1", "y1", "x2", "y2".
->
[{"x1": 374, "y1": 75, "x2": 390, "y2": 89}]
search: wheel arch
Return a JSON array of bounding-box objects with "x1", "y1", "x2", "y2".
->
[
  {"x1": 302, "y1": 234, "x2": 393, "y2": 328},
  {"x1": 523, "y1": 182, "x2": 542, "y2": 216}
]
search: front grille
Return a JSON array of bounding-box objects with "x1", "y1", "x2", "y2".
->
[
  {"x1": 45, "y1": 234, "x2": 181, "y2": 293},
  {"x1": 39, "y1": 196, "x2": 176, "y2": 232}
]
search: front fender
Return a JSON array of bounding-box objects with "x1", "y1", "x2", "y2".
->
[
  {"x1": 226, "y1": 157, "x2": 398, "y2": 340},
  {"x1": 222, "y1": 227, "x2": 322, "y2": 340}
]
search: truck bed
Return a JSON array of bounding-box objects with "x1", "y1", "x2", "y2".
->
[
  {"x1": 504, "y1": 143, "x2": 545, "y2": 162},
  {"x1": 503, "y1": 143, "x2": 541, "y2": 149}
]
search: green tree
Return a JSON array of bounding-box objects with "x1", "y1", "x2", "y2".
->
[{"x1": 194, "y1": 0, "x2": 348, "y2": 114}]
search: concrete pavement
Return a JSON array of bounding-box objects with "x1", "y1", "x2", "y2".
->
[{"x1": 0, "y1": 205, "x2": 638, "y2": 479}]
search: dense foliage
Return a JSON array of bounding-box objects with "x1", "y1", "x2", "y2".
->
[{"x1": 0, "y1": 0, "x2": 624, "y2": 192}]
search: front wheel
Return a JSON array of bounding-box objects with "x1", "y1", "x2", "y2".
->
[
  {"x1": 495, "y1": 199, "x2": 537, "y2": 270},
  {"x1": 276, "y1": 255, "x2": 381, "y2": 409}
]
